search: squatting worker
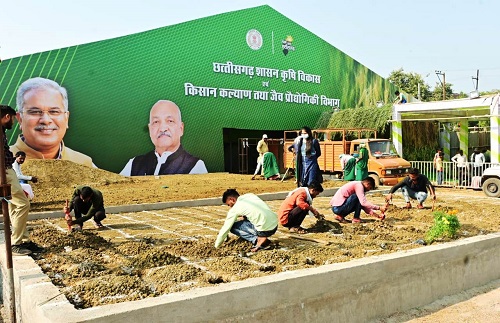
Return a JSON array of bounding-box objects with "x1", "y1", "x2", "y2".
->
[
  {"x1": 278, "y1": 182, "x2": 324, "y2": 234},
  {"x1": 386, "y1": 167, "x2": 436, "y2": 209},
  {"x1": 65, "y1": 185, "x2": 106, "y2": 230},
  {"x1": 11, "y1": 77, "x2": 95, "y2": 167},
  {"x1": 1, "y1": 105, "x2": 43, "y2": 255},
  {"x1": 120, "y1": 100, "x2": 207, "y2": 176},
  {"x1": 215, "y1": 189, "x2": 278, "y2": 252},
  {"x1": 330, "y1": 177, "x2": 386, "y2": 223}
]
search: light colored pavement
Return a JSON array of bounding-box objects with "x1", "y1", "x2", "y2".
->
[{"x1": 375, "y1": 279, "x2": 500, "y2": 322}]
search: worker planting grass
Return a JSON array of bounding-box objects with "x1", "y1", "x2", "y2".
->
[{"x1": 7, "y1": 159, "x2": 500, "y2": 309}]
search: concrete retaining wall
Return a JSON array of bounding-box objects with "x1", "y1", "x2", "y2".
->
[{"x1": 1, "y1": 232, "x2": 499, "y2": 322}]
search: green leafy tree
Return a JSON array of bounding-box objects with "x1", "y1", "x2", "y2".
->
[
  {"x1": 388, "y1": 68, "x2": 431, "y2": 101},
  {"x1": 431, "y1": 82, "x2": 454, "y2": 101},
  {"x1": 480, "y1": 89, "x2": 500, "y2": 95}
]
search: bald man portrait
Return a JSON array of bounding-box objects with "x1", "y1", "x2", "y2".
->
[{"x1": 120, "y1": 100, "x2": 207, "y2": 176}]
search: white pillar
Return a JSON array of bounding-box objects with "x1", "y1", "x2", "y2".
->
[
  {"x1": 490, "y1": 94, "x2": 500, "y2": 164},
  {"x1": 459, "y1": 120, "x2": 469, "y2": 159},
  {"x1": 392, "y1": 107, "x2": 403, "y2": 157},
  {"x1": 442, "y1": 123, "x2": 451, "y2": 161}
]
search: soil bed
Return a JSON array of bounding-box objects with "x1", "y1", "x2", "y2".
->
[{"x1": 20, "y1": 160, "x2": 500, "y2": 309}]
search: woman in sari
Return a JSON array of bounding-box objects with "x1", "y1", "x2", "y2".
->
[{"x1": 287, "y1": 126, "x2": 322, "y2": 187}]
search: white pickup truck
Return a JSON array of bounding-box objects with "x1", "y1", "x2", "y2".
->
[{"x1": 481, "y1": 165, "x2": 500, "y2": 197}]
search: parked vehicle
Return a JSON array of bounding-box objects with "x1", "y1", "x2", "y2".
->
[
  {"x1": 283, "y1": 128, "x2": 411, "y2": 186},
  {"x1": 481, "y1": 165, "x2": 500, "y2": 197}
]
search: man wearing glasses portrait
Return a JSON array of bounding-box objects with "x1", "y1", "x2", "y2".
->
[{"x1": 10, "y1": 77, "x2": 95, "y2": 167}]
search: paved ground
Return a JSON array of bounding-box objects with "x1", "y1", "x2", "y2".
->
[{"x1": 375, "y1": 279, "x2": 500, "y2": 322}]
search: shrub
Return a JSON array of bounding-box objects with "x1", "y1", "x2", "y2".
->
[{"x1": 425, "y1": 210, "x2": 460, "y2": 244}]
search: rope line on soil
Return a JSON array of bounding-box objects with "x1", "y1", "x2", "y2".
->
[
  {"x1": 114, "y1": 213, "x2": 193, "y2": 238},
  {"x1": 143, "y1": 210, "x2": 220, "y2": 233}
]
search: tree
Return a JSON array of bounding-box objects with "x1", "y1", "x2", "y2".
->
[
  {"x1": 431, "y1": 82, "x2": 454, "y2": 101},
  {"x1": 388, "y1": 68, "x2": 432, "y2": 101},
  {"x1": 480, "y1": 89, "x2": 500, "y2": 95}
]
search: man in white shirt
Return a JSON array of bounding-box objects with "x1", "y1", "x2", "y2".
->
[
  {"x1": 12, "y1": 151, "x2": 37, "y2": 199},
  {"x1": 451, "y1": 149, "x2": 468, "y2": 186},
  {"x1": 120, "y1": 100, "x2": 207, "y2": 176},
  {"x1": 470, "y1": 147, "x2": 485, "y2": 177}
]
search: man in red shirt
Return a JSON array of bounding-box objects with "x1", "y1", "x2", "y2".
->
[
  {"x1": 278, "y1": 182, "x2": 324, "y2": 234},
  {"x1": 330, "y1": 177, "x2": 386, "y2": 223}
]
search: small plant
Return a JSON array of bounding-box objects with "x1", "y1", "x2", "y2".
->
[{"x1": 425, "y1": 210, "x2": 461, "y2": 244}]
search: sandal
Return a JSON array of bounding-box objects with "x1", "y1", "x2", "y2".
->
[
  {"x1": 289, "y1": 227, "x2": 308, "y2": 234},
  {"x1": 334, "y1": 215, "x2": 349, "y2": 223},
  {"x1": 250, "y1": 239, "x2": 272, "y2": 252}
]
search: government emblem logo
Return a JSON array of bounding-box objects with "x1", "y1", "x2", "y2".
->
[{"x1": 246, "y1": 29, "x2": 263, "y2": 50}]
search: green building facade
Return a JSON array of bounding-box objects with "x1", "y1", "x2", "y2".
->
[{"x1": 0, "y1": 5, "x2": 396, "y2": 173}]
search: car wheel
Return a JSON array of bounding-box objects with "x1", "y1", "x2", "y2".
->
[{"x1": 482, "y1": 178, "x2": 500, "y2": 198}]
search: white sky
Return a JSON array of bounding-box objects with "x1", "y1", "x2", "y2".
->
[{"x1": 1, "y1": 0, "x2": 498, "y2": 93}]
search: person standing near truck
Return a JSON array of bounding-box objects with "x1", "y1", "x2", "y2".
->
[
  {"x1": 251, "y1": 134, "x2": 269, "y2": 180},
  {"x1": 355, "y1": 143, "x2": 369, "y2": 181},
  {"x1": 340, "y1": 154, "x2": 356, "y2": 181},
  {"x1": 288, "y1": 126, "x2": 322, "y2": 187}
]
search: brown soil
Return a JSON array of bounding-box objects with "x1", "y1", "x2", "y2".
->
[
  {"x1": 20, "y1": 160, "x2": 500, "y2": 309},
  {"x1": 23, "y1": 160, "x2": 325, "y2": 211}
]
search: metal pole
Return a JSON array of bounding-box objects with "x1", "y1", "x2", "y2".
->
[
  {"x1": 475, "y1": 70, "x2": 479, "y2": 91},
  {"x1": 0, "y1": 120, "x2": 16, "y2": 323},
  {"x1": 443, "y1": 73, "x2": 446, "y2": 100}
]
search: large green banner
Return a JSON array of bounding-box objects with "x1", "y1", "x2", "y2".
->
[{"x1": 0, "y1": 5, "x2": 395, "y2": 174}]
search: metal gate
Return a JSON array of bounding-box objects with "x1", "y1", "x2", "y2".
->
[{"x1": 237, "y1": 138, "x2": 284, "y2": 174}]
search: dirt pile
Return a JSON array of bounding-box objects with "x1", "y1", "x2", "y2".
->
[{"x1": 22, "y1": 159, "x2": 340, "y2": 211}]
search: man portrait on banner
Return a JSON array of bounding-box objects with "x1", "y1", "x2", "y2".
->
[
  {"x1": 120, "y1": 100, "x2": 207, "y2": 176},
  {"x1": 10, "y1": 77, "x2": 95, "y2": 167}
]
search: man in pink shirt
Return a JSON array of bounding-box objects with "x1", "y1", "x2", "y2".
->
[
  {"x1": 278, "y1": 182, "x2": 325, "y2": 234},
  {"x1": 330, "y1": 177, "x2": 386, "y2": 223}
]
